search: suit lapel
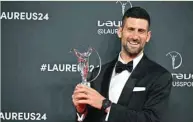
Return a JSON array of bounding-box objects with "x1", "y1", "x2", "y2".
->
[
  {"x1": 117, "y1": 54, "x2": 149, "y2": 106},
  {"x1": 100, "y1": 58, "x2": 117, "y2": 99}
]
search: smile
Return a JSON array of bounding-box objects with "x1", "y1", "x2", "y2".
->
[{"x1": 128, "y1": 41, "x2": 139, "y2": 45}]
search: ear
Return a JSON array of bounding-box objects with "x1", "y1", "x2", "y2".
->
[
  {"x1": 146, "y1": 31, "x2": 151, "y2": 43},
  {"x1": 117, "y1": 27, "x2": 122, "y2": 38}
]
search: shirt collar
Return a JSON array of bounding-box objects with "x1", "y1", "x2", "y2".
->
[{"x1": 118, "y1": 52, "x2": 144, "y2": 70}]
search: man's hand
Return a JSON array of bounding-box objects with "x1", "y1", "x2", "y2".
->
[
  {"x1": 72, "y1": 85, "x2": 87, "y2": 113},
  {"x1": 73, "y1": 84, "x2": 105, "y2": 110}
]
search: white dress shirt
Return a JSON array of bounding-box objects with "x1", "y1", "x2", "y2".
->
[{"x1": 105, "y1": 52, "x2": 144, "y2": 121}]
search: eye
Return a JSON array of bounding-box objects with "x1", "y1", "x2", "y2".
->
[
  {"x1": 138, "y1": 29, "x2": 146, "y2": 33},
  {"x1": 127, "y1": 27, "x2": 135, "y2": 31}
]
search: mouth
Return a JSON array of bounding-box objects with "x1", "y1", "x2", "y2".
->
[{"x1": 127, "y1": 40, "x2": 140, "y2": 47}]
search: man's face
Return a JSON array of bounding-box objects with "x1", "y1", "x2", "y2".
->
[{"x1": 117, "y1": 17, "x2": 151, "y2": 56}]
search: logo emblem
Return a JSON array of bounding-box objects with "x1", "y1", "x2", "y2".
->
[
  {"x1": 166, "y1": 51, "x2": 182, "y2": 69},
  {"x1": 116, "y1": 0, "x2": 132, "y2": 15}
]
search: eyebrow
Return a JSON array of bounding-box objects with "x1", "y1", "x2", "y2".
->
[{"x1": 126, "y1": 27, "x2": 147, "y2": 31}]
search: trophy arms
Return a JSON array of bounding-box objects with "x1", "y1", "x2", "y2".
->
[
  {"x1": 85, "y1": 47, "x2": 93, "y2": 57},
  {"x1": 70, "y1": 47, "x2": 102, "y2": 84}
]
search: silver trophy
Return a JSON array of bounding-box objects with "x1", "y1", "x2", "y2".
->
[
  {"x1": 116, "y1": 0, "x2": 132, "y2": 15},
  {"x1": 70, "y1": 47, "x2": 101, "y2": 87}
]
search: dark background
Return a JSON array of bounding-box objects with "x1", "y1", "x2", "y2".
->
[{"x1": 1, "y1": 1, "x2": 193, "y2": 122}]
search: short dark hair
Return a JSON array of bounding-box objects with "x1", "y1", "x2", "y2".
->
[{"x1": 122, "y1": 7, "x2": 151, "y2": 28}]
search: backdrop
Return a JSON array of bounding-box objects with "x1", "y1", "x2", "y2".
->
[{"x1": 1, "y1": 1, "x2": 193, "y2": 122}]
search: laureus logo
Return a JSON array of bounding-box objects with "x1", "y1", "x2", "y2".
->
[
  {"x1": 96, "y1": 1, "x2": 133, "y2": 35},
  {"x1": 166, "y1": 51, "x2": 182, "y2": 69},
  {"x1": 116, "y1": 0, "x2": 132, "y2": 15},
  {"x1": 166, "y1": 51, "x2": 193, "y2": 87}
]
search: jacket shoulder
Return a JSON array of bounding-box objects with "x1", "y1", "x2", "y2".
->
[{"x1": 146, "y1": 57, "x2": 171, "y2": 75}]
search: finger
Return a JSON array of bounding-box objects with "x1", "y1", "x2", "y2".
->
[
  {"x1": 76, "y1": 84, "x2": 91, "y2": 90},
  {"x1": 75, "y1": 85, "x2": 98, "y2": 97},
  {"x1": 74, "y1": 84, "x2": 83, "y2": 91},
  {"x1": 74, "y1": 93, "x2": 90, "y2": 100},
  {"x1": 72, "y1": 96, "x2": 78, "y2": 106},
  {"x1": 76, "y1": 84, "x2": 84, "y2": 89},
  {"x1": 74, "y1": 86, "x2": 87, "y2": 93},
  {"x1": 74, "y1": 87, "x2": 91, "y2": 95},
  {"x1": 72, "y1": 95, "x2": 78, "y2": 103},
  {"x1": 79, "y1": 85, "x2": 97, "y2": 94},
  {"x1": 74, "y1": 89, "x2": 87, "y2": 95},
  {"x1": 77, "y1": 99, "x2": 91, "y2": 105}
]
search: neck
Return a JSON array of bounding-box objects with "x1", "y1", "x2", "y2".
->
[{"x1": 120, "y1": 50, "x2": 143, "y2": 63}]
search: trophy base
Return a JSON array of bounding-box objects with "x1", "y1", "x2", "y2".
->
[{"x1": 81, "y1": 82, "x2": 90, "y2": 87}]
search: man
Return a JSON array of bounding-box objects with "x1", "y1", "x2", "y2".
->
[{"x1": 72, "y1": 6, "x2": 172, "y2": 122}]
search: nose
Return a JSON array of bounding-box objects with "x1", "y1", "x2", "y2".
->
[{"x1": 131, "y1": 31, "x2": 139, "y2": 41}]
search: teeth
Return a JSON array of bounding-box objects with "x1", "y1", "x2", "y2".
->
[{"x1": 129, "y1": 41, "x2": 138, "y2": 45}]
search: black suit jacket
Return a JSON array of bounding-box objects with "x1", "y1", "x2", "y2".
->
[{"x1": 83, "y1": 54, "x2": 172, "y2": 122}]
